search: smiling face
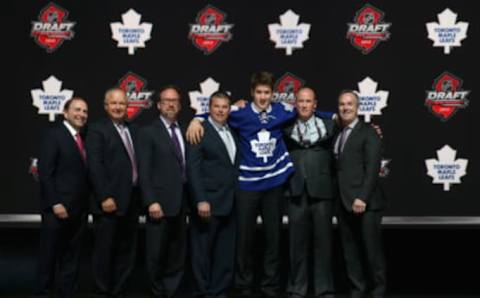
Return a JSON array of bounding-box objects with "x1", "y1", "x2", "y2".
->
[
  {"x1": 295, "y1": 88, "x2": 317, "y2": 121},
  {"x1": 104, "y1": 89, "x2": 128, "y2": 123},
  {"x1": 209, "y1": 96, "x2": 230, "y2": 125},
  {"x1": 338, "y1": 92, "x2": 359, "y2": 126},
  {"x1": 63, "y1": 98, "x2": 88, "y2": 130},
  {"x1": 251, "y1": 84, "x2": 273, "y2": 111}
]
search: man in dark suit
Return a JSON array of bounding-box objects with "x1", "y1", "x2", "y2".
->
[
  {"x1": 34, "y1": 97, "x2": 89, "y2": 298},
  {"x1": 86, "y1": 88, "x2": 140, "y2": 298},
  {"x1": 284, "y1": 87, "x2": 336, "y2": 298},
  {"x1": 334, "y1": 90, "x2": 386, "y2": 298},
  {"x1": 187, "y1": 92, "x2": 240, "y2": 298},
  {"x1": 138, "y1": 85, "x2": 188, "y2": 298}
]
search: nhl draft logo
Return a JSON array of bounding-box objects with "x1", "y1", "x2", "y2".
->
[
  {"x1": 425, "y1": 72, "x2": 469, "y2": 121},
  {"x1": 379, "y1": 159, "x2": 391, "y2": 178},
  {"x1": 30, "y1": 3, "x2": 76, "y2": 53},
  {"x1": 188, "y1": 77, "x2": 223, "y2": 115},
  {"x1": 346, "y1": 4, "x2": 391, "y2": 54},
  {"x1": 273, "y1": 73, "x2": 305, "y2": 105},
  {"x1": 354, "y1": 77, "x2": 389, "y2": 123},
  {"x1": 251, "y1": 130, "x2": 277, "y2": 163},
  {"x1": 117, "y1": 72, "x2": 153, "y2": 120},
  {"x1": 426, "y1": 8, "x2": 468, "y2": 54},
  {"x1": 188, "y1": 5, "x2": 234, "y2": 54},
  {"x1": 111, "y1": 9, "x2": 152, "y2": 55},
  {"x1": 31, "y1": 75, "x2": 73, "y2": 121},
  {"x1": 268, "y1": 10, "x2": 311, "y2": 55},
  {"x1": 425, "y1": 145, "x2": 468, "y2": 191},
  {"x1": 29, "y1": 157, "x2": 39, "y2": 182}
]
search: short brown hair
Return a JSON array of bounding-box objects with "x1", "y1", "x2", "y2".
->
[
  {"x1": 158, "y1": 84, "x2": 182, "y2": 103},
  {"x1": 63, "y1": 97, "x2": 87, "y2": 111},
  {"x1": 250, "y1": 71, "x2": 274, "y2": 91}
]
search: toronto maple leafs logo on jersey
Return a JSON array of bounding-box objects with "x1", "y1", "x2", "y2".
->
[
  {"x1": 250, "y1": 130, "x2": 277, "y2": 163},
  {"x1": 426, "y1": 8, "x2": 468, "y2": 54},
  {"x1": 425, "y1": 145, "x2": 468, "y2": 191},
  {"x1": 268, "y1": 10, "x2": 310, "y2": 55},
  {"x1": 188, "y1": 5, "x2": 234, "y2": 54},
  {"x1": 354, "y1": 77, "x2": 389, "y2": 122},
  {"x1": 31, "y1": 3, "x2": 75, "y2": 53},
  {"x1": 31, "y1": 75, "x2": 73, "y2": 121},
  {"x1": 188, "y1": 78, "x2": 222, "y2": 115},
  {"x1": 425, "y1": 72, "x2": 469, "y2": 121},
  {"x1": 111, "y1": 9, "x2": 152, "y2": 55},
  {"x1": 346, "y1": 4, "x2": 391, "y2": 54},
  {"x1": 117, "y1": 72, "x2": 153, "y2": 120},
  {"x1": 273, "y1": 73, "x2": 305, "y2": 105}
]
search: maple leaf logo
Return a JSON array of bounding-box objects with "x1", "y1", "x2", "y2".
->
[
  {"x1": 354, "y1": 77, "x2": 389, "y2": 122},
  {"x1": 268, "y1": 10, "x2": 311, "y2": 55},
  {"x1": 111, "y1": 9, "x2": 152, "y2": 55},
  {"x1": 31, "y1": 75, "x2": 73, "y2": 121},
  {"x1": 188, "y1": 78, "x2": 221, "y2": 115},
  {"x1": 425, "y1": 145, "x2": 468, "y2": 191},
  {"x1": 426, "y1": 8, "x2": 468, "y2": 54},
  {"x1": 250, "y1": 130, "x2": 277, "y2": 163}
]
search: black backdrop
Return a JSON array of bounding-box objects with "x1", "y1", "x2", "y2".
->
[{"x1": 4, "y1": 0, "x2": 478, "y2": 216}]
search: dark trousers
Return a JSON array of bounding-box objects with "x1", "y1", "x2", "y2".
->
[
  {"x1": 33, "y1": 211, "x2": 87, "y2": 298},
  {"x1": 190, "y1": 213, "x2": 236, "y2": 298},
  {"x1": 92, "y1": 194, "x2": 139, "y2": 298},
  {"x1": 234, "y1": 186, "x2": 284, "y2": 297},
  {"x1": 337, "y1": 206, "x2": 386, "y2": 298},
  {"x1": 145, "y1": 206, "x2": 187, "y2": 298},
  {"x1": 287, "y1": 193, "x2": 334, "y2": 298}
]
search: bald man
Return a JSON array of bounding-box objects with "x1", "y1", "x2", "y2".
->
[
  {"x1": 284, "y1": 87, "x2": 336, "y2": 298},
  {"x1": 86, "y1": 88, "x2": 140, "y2": 298}
]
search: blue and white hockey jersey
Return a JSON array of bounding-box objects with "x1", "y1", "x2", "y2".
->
[{"x1": 226, "y1": 102, "x2": 333, "y2": 191}]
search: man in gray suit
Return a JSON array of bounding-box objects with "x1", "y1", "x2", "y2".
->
[
  {"x1": 334, "y1": 90, "x2": 386, "y2": 298},
  {"x1": 284, "y1": 87, "x2": 336, "y2": 298},
  {"x1": 187, "y1": 91, "x2": 240, "y2": 298}
]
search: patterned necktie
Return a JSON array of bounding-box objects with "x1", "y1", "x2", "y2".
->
[
  {"x1": 170, "y1": 123, "x2": 186, "y2": 182},
  {"x1": 75, "y1": 133, "x2": 87, "y2": 163},
  {"x1": 120, "y1": 126, "x2": 138, "y2": 185}
]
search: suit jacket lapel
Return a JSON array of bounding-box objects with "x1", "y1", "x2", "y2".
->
[
  {"x1": 340, "y1": 121, "x2": 362, "y2": 155},
  {"x1": 60, "y1": 123, "x2": 85, "y2": 166},
  {"x1": 206, "y1": 121, "x2": 234, "y2": 165},
  {"x1": 107, "y1": 120, "x2": 130, "y2": 158}
]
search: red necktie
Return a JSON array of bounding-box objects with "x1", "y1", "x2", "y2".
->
[{"x1": 75, "y1": 133, "x2": 87, "y2": 163}]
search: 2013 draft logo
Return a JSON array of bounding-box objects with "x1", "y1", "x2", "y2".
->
[
  {"x1": 272, "y1": 73, "x2": 305, "y2": 105},
  {"x1": 426, "y1": 8, "x2": 468, "y2": 54},
  {"x1": 31, "y1": 2, "x2": 76, "y2": 53},
  {"x1": 31, "y1": 75, "x2": 74, "y2": 121},
  {"x1": 346, "y1": 4, "x2": 391, "y2": 54},
  {"x1": 188, "y1": 5, "x2": 233, "y2": 54},
  {"x1": 117, "y1": 72, "x2": 153, "y2": 120},
  {"x1": 110, "y1": 9, "x2": 152, "y2": 55},
  {"x1": 425, "y1": 72, "x2": 469, "y2": 121}
]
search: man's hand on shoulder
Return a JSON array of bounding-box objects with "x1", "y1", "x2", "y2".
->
[{"x1": 186, "y1": 119, "x2": 205, "y2": 145}]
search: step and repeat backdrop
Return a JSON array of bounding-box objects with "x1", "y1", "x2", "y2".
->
[{"x1": 4, "y1": 0, "x2": 478, "y2": 216}]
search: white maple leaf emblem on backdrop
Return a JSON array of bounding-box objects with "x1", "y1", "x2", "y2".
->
[
  {"x1": 268, "y1": 10, "x2": 311, "y2": 55},
  {"x1": 188, "y1": 78, "x2": 223, "y2": 115},
  {"x1": 354, "y1": 77, "x2": 389, "y2": 123},
  {"x1": 111, "y1": 9, "x2": 152, "y2": 55},
  {"x1": 426, "y1": 8, "x2": 468, "y2": 54},
  {"x1": 31, "y1": 76, "x2": 74, "y2": 122},
  {"x1": 425, "y1": 145, "x2": 468, "y2": 191}
]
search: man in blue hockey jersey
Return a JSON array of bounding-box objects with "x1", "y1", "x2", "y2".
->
[{"x1": 187, "y1": 71, "x2": 333, "y2": 298}]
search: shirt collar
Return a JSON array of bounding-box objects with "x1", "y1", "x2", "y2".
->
[
  {"x1": 160, "y1": 115, "x2": 178, "y2": 128},
  {"x1": 345, "y1": 117, "x2": 359, "y2": 130},
  {"x1": 63, "y1": 120, "x2": 78, "y2": 137},
  {"x1": 208, "y1": 116, "x2": 229, "y2": 131},
  {"x1": 298, "y1": 115, "x2": 316, "y2": 127},
  {"x1": 251, "y1": 102, "x2": 272, "y2": 114}
]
